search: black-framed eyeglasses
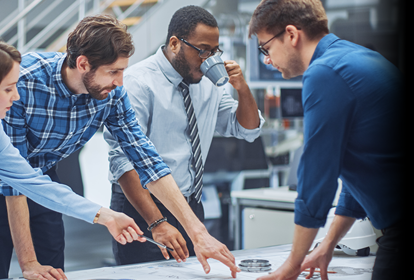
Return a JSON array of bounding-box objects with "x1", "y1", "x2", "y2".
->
[
  {"x1": 258, "y1": 27, "x2": 301, "y2": 56},
  {"x1": 179, "y1": 38, "x2": 223, "y2": 59}
]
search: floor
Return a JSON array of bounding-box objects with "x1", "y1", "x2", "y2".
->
[{"x1": 8, "y1": 215, "x2": 115, "y2": 278}]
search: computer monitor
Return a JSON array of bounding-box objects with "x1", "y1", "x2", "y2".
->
[
  {"x1": 204, "y1": 136, "x2": 269, "y2": 173},
  {"x1": 280, "y1": 88, "x2": 304, "y2": 118}
]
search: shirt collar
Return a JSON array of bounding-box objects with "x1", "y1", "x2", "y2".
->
[
  {"x1": 53, "y1": 53, "x2": 74, "y2": 98},
  {"x1": 155, "y1": 45, "x2": 184, "y2": 88},
  {"x1": 309, "y1": 33, "x2": 340, "y2": 65}
]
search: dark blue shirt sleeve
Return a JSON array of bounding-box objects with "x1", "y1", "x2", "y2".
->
[
  {"x1": 335, "y1": 181, "x2": 367, "y2": 219},
  {"x1": 295, "y1": 64, "x2": 357, "y2": 228}
]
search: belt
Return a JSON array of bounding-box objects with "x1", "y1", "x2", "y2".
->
[{"x1": 150, "y1": 192, "x2": 198, "y2": 204}]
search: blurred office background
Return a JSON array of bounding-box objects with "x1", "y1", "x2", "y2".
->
[{"x1": 0, "y1": 0, "x2": 404, "y2": 277}]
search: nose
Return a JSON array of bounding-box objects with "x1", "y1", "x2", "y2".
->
[
  {"x1": 12, "y1": 88, "x2": 20, "y2": 101},
  {"x1": 113, "y1": 75, "x2": 123, "y2": 87},
  {"x1": 263, "y1": 55, "x2": 272, "y2": 65}
]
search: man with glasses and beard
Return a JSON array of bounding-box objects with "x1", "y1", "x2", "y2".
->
[
  {"x1": 104, "y1": 5, "x2": 264, "y2": 266},
  {"x1": 1, "y1": 14, "x2": 241, "y2": 279}
]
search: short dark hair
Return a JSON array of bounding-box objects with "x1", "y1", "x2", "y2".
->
[
  {"x1": 165, "y1": 5, "x2": 218, "y2": 45},
  {"x1": 0, "y1": 41, "x2": 21, "y2": 84},
  {"x1": 249, "y1": 0, "x2": 329, "y2": 40},
  {"x1": 66, "y1": 14, "x2": 134, "y2": 70}
]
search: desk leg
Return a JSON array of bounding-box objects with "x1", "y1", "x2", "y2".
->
[{"x1": 233, "y1": 199, "x2": 240, "y2": 250}]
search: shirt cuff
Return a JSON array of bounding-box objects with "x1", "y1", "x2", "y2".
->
[
  {"x1": 235, "y1": 110, "x2": 265, "y2": 143},
  {"x1": 335, "y1": 192, "x2": 367, "y2": 219},
  {"x1": 109, "y1": 160, "x2": 135, "y2": 184},
  {"x1": 294, "y1": 199, "x2": 327, "y2": 228}
]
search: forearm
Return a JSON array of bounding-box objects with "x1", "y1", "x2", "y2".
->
[
  {"x1": 235, "y1": 83, "x2": 260, "y2": 129},
  {"x1": 319, "y1": 215, "x2": 356, "y2": 250},
  {"x1": 288, "y1": 225, "x2": 319, "y2": 266},
  {"x1": 147, "y1": 174, "x2": 207, "y2": 239},
  {"x1": 118, "y1": 169, "x2": 164, "y2": 225},
  {"x1": 5, "y1": 195, "x2": 37, "y2": 269}
]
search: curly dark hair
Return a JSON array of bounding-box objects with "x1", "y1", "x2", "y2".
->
[
  {"x1": 66, "y1": 14, "x2": 134, "y2": 70},
  {"x1": 165, "y1": 5, "x2": 218, "y2": 45}
]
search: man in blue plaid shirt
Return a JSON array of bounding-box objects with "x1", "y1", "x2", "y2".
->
[{"x1": 1, "y1": 15, "x2": 239, "y2": 279}]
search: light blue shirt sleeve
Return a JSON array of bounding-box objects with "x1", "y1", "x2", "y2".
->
[
  {"x1": 215, "y1": 88, "x2": 264, "y2": 142},
  {"x1": 0, "y1": 123, "x2": 101, "y2": 223}
]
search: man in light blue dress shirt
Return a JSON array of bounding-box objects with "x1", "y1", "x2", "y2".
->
[{"x1": 104, "y1": 5, "x2": 264, "y2": 265}]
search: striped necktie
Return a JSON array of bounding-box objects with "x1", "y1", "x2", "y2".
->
[{"x1": 179, "y1": 81, "x2": 203, "y2": 203}]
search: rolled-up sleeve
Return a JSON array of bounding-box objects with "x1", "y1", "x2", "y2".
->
[
  {"x1": 335, "y1": 182, "x2": 367, "y2": 219},
  {"x1": 215, "y1": 89, "x2": 264, "y2": 143},
  {"x1": 104, "y1": 133, "x2": 135, "y2": 184}
]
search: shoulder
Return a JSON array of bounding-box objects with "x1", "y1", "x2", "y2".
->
[
  {"x1": 307, "y1": 40, "x2": 400, "y2": 94},
  {"x1": 124, "y1": 56, "x2": 162, "y2": 97},
  {"x1": 19, "y1": 52, "x2": 64, "y2": 81},
  {"x1": 125, "y1": 55, "x2": 159, "y2": 81}
]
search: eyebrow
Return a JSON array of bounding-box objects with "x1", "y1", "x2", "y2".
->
[
  {"x1": 108, "y1": 67, "x2": 127, "y2": 71},
  {"x1": 199, "y1": 43, "x2": 220, "y2": 50}
]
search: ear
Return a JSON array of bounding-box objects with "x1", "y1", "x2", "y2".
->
[
  {"x1": 76, "y1": 55, "x2": 91, "y2": 73},
  {"x1": 169, "y1": 36, "x2": 181, "y2": 54},
  {"x1": 286, "y1": 25, "x2": 300, "y2": 47}
]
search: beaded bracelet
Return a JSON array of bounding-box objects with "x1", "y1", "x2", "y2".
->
[{"x1": 147, "y1": 217, "x2": 167, "y2": 232}]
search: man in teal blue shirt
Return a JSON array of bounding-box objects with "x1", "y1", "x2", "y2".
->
[{"x1": 249, "y1": 1, "x2": 404, "y2": 280}]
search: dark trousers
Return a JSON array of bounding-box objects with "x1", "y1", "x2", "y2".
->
[
  {"x1": 372, "y1": 220, "x2": 405, "y2": 279},
  {"x1": 0, "y1": 167, "x2": 65, "y2": 279},
  {"x1": 110, "y1": 186, "x2": 204, "y2": 265}
]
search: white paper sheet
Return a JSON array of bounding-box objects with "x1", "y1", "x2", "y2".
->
[{"x1": 65, "y1": 245, "x2": 375, "y2": 280}]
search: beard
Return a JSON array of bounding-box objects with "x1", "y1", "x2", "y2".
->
[
  {"x1": 82, "y1": 70, "x2": 116, "y2": 100},
  {"x1": 280, "y1": 51, "x2": 304, "y2": 80},
  {"x1": 171, "y1": 48, "x2": 203, "y2": 84}
]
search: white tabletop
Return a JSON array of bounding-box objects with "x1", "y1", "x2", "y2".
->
[
  {"x1": 231, "y1": 186, "x2": 298, "y2": 203},
  {"x1": 61, "y1": 244, "x2": 375, "y2": 280}
]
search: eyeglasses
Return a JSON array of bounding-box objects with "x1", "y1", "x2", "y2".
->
[
  {"x1": 179, "y1": 38, "x2": 223, "y2": 59},
  {"x1": 258, "y1": 27, "x2": 301, "y2": 56}
]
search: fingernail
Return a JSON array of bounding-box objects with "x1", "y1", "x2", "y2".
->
[{"x1": 178, "y1": 259, "x2": 181, "y2": 262}]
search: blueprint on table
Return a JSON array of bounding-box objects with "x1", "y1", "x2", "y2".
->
[{"x1": 65, "y1": 245, "x2": 375, "y2": 280}]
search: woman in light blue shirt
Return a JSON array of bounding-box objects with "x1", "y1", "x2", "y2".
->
[{"x1": 0, "y1": 41, "x2": 144, "y2": 279}]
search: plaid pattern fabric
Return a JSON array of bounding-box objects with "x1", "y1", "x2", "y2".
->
[{"x1": 0, "y1": 52, "x2": 170, "y2": 196}]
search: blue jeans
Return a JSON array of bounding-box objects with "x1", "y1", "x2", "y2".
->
[
  {"x1": 0, "y1": 167, "x2": 65, "y2": 279},
  {"x1": 110, "y1": 184, "x2": 204, "y2": 265}
]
